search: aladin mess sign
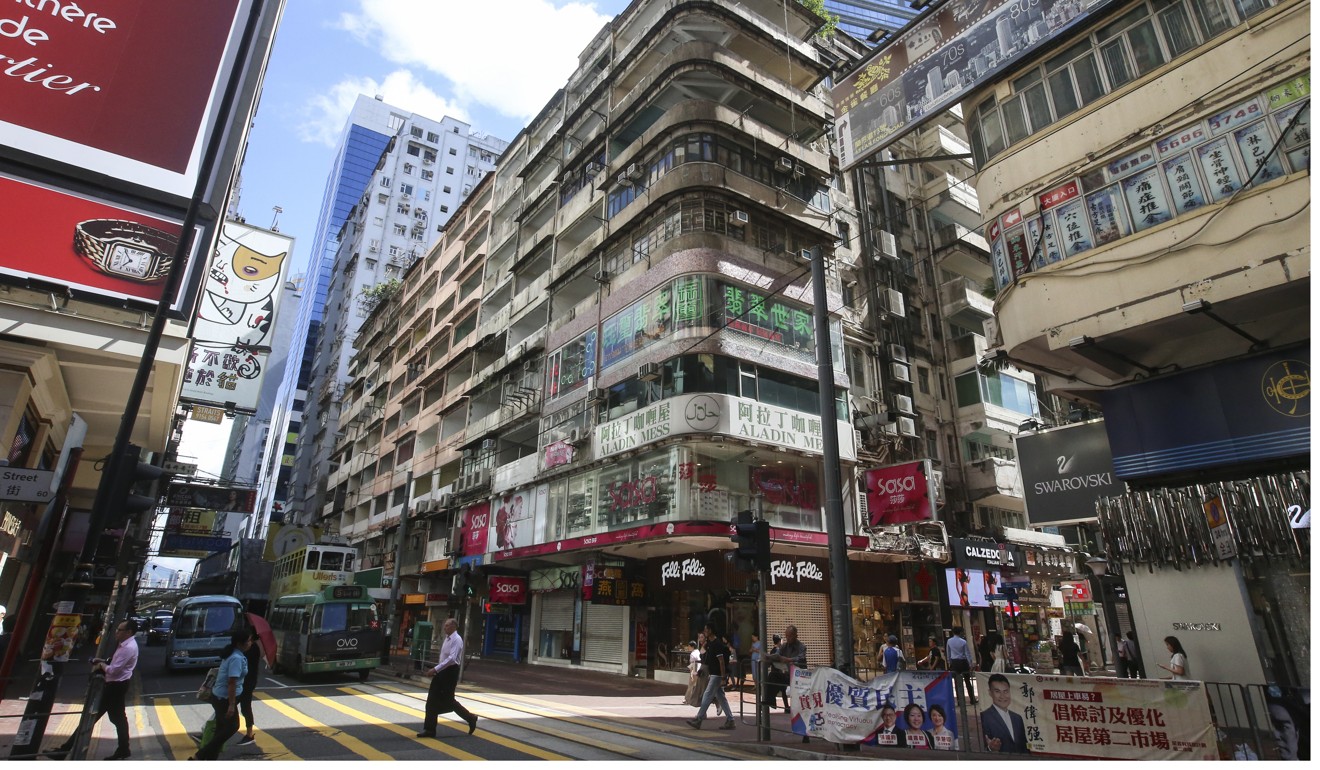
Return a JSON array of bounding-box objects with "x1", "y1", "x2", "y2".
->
[{"x1": 180, "y1": 221, "x2": 292, "y2": 411}]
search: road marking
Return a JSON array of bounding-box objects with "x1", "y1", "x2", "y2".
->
[
  {"x1": 292, "y1": 688, "x2": 485, "y2": 760},
  {"x1": 338, "y1": 686, "x2": 574, "y2": 760},
  {"x1": 152, "y1": 697, "x2": 199, "y2": 760},
  {"x1": 354, "y1": 684, "x2": 639, "y2": 757},
  {"x1": 256, "y1": 691, "x2": 393, "y2": 760}
]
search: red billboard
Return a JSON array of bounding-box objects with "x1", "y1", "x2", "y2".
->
[
  {"x1": 460, "y1": 502, "x2": 490, "y2": 556},
  {"x1": 0, "y1": 0, "x2": 247, "y2": 198},
  {"x1": 0, "y1": 173, "x2": 202, "y2": 306},
  {"x1": 488, "y1": 576, "x2": 527, "y2": 605},
  {"x1": 864, "y1": 460, "x2": 936, "y2": 527}
]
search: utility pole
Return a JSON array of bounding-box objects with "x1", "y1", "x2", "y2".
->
[
  {"x1": 807, "y1": 246, "x2": 855, "y2": 677},
  {"x1": 384, "y1": 471, "x2": 414, "y2": 658}
]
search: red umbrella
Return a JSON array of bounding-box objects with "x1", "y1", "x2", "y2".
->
[{"x1": 246, "y1": 612, "x2": 277, "y2": 670}]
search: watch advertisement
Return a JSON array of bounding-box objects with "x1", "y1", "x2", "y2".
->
[
  {"x1": 0, "y1": 0, "x2": 248, "y2": 199},
  {"x1": 0, "y1": 172, "x2": 203, "y2": 309},
  {"x1": 179, "y1": 221, "x2": 293, "y2": 412}
]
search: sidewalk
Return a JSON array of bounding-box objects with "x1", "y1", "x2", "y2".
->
[{"x1": 377, "y1": 655, "x2": 1033, "y2": 761}]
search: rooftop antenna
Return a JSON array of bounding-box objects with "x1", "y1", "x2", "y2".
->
[{"x1": 271, "y1": 205, "x2": 283, "y2": 232}]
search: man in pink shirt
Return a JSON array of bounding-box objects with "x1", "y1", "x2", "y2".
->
[
  {"x1": 417, "y1": 618, "x2": 478, "y2": 738},
  {"x1": 55, "y1": 618, "x2": 139, "y2": 759}
]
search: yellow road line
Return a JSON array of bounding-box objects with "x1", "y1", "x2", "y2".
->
[
  {"x1": 339, "y1": 686, "x2": 576, "y2": 760},
  {"x1": 292, "y1": 688, "x2": 483, "y2": 760},
  {"x1": 153, "y1": 697, "x2": 198, "y2": 760},
  {"x1": 256, "y1": 691, "x2": 391, "y2": 761}
]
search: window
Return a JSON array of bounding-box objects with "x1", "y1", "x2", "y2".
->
[
  {"x1": 448, "y1": 147, "x2": 457, "y2": 155},
  {"x1": 443, "y1": 186, "x2": 452, "y2": 194},
  {"x1": 452, "y1": 126, "x2": 459, "y2": 133},
  {"x1": 440, "y1": 205, "x2": 449, "y2": 213},
  {"x1": 446, "y1": 167, "x2": 455, "y2": 174},
  {"x1": 396, "y1": 202, "x2": 409, "y2": 214},
  {"x1": 427, "y1": 131, "x2": 439, "y2": 143},
  {"x1": 394, "y1": 224, "x2": 407, "y2": 236},
  {"x1": 406, "y1": 143, "x2": 421, "y2": 157},
  {"x1": 410, "y1": 126, "x2": 423, "y2": 138},
  {"x1": 403, "y1": 162, "x2": 414, "y2": 175},
  {"x1": 421, "y1": 170, "x2": 434, "y2": 181},
  {"x1": 917, "y1": 366, "x2": 931, "y2": 395},
  {"x1": 379, "y1": 176, "x2": 391, "y2": 188},
  {"x1": 400, "y1": 183, "x2": 414, "y2": 195}
]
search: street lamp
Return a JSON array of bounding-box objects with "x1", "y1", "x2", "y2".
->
[
  {"x1": 1082, "y1": 553, "x2": 1118, "y2": 670},
  {"x1": 1084, "y1": 555, "x2": 1109, "y2": 577}
]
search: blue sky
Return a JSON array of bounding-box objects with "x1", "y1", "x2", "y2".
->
[{"x1": 233, "y1": 0, "x2": 632, "y2": 281}]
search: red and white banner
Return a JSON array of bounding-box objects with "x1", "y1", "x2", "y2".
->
[
  {"x1": 460, "y1": 502, "x2": 490, "y2": 556},
  {"x1": 864, "y1": 460, "x2": 936, "y2": 527},
  {"x1": 487, "y1": 576, "x2": 527, "y2": 605},
  {"x1": 973, "y1": 673, "x2": 1217, "y2": 759},
  {"x1": 0, "y1": 0, "x2": 248, "y2": 198}
]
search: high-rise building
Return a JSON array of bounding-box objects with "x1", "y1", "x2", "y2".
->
[
  {"x1": 826, "y1": 0, "x2": 918, "y2": 43},
  {"x1": 280, "y1": 96, "x2": 507, "y2": 531}
]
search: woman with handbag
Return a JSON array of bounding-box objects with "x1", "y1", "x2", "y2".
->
[
  {"x1": 193, "y1": 630, "x2": 252, "y2": 760},
  {"x1": 683, "y1": 640, "x2": 706, "y2": 707}
]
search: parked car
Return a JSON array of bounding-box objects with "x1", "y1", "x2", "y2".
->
[{"x1": 147, "y1": 612, "x2": 174, "y2": 645}]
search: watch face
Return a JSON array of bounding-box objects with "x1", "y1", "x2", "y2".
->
[{"x1": 108, "y1": 243, "x2": 155, "y2": 278}]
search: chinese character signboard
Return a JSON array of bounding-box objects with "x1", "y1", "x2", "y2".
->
[
  {"x1": 165, "y1": 483, "x2": 257, "y2": 513},
  {"x1": 831, "y1": 0, "x2": 1124, "y2": 170},
  {"x1": 160, "y1": 508, "x2": 239, "y2": 558},
  {"x1": 180, "y1": 221, "x2": 293, "y2": 411},
  {"x1": 864, "y1": 460, "x2": 936, "y2": 527},
  {"x1": 972, "y1": 673, "x2": 1216, "y2": 759}
]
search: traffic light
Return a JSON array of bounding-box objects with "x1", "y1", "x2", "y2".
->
[
  {"x1": 731, "y1": 510, "x2": 771, "y2": 572},
  {"x1": 106, "y1": 444, "x2": 164, "y2": 526}
]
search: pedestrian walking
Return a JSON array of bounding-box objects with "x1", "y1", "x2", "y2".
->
[
  {"x1": 749, "y1": 633, "x2": 763, "y2": 692},
  {"x1": 918, "y1": 635, "x2": 945, "y2": 670},
  {"x1": 1073, "y1": 621, "x2": 1095, "y2": 671},
  {"x1": 979, "y1": 629, "x2": 1004, "y2": 672},
  {"x1": 1158, "y1": 635, "x2": 1189, "y2": 680},
  {"x1": 1126, "y1": 631, "x2": 1146, "y2": 678},
  {"x1": 880, "y1": 635, "x2": 903, "y2": 673},
  {"x1": 417, "y1": 618, "x2": 478, "y2": 737},
  {"x1": 237, "y1": 627, "x2": 261, "y2": 745},
  {"x1": 686, "y1": 624, "x2": 734, "y2": 730},
  {"x1": 1057, "y1": 633, "x2": 1084, "y2": 676},
  {"x1": 192, "y1": 629, "x2": 251, "y2": 760},
  {"x1": 1114, "y1": 633, "x2": 1131, "y2": 678},
  {"x1": 53, "y1": 618, "x2": 139, "y2": 760},
  {"x1": 946, "y1": 626, "x2": 975, "y2": 704}
]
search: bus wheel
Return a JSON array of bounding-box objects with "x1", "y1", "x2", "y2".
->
[{"x1": 358, "y1": 669, "x2": 371, "y2": 682}]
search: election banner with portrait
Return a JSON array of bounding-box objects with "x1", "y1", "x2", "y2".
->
[
  {"x1": 973, "y1": 672, "x2": 1217, "y2": 759},
  {"x1": 787, "y1": 667, "x2": 959, "y2": 749}
]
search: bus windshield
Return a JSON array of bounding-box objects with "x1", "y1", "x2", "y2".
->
[
  {"x1": 174, "y1": 603, "x2": 241, "y2": 639},
  {"x1": 312, "y1": 602, "x2": 378, "y2": 633}
]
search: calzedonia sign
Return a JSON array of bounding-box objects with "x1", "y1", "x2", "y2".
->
[{"x1": 951, "y1": 538, "x2": 1024, "y2": 570}]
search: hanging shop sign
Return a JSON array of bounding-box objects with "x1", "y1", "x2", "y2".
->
[
  {"x1": 488, "y1": 576, "x2": 527, "y2": 605},
  {"x1": 594, "y1": 392, "x2": 855, "y2": 461},
  {"x1": 459, "y1": 502, "x2": 490, "y2": 557},
  {"x1": 863, "y1": 460, "x2": 937, "y2": 527},
  {"x1": 951, "y1": 538, "x2": 1023, "y2": 570},
  {"x1": 766, "y1": 555, "x2": 830, "y2": 593},
  {"x1": 1015, "y1": 421, "x2": 1127, "y2": 525},
  {"x1": 648, "y1": 550, "x2": 724, "y2": 591},
  {"x1": 165, "y1": 482, "x2": 256, "y2": 512}
]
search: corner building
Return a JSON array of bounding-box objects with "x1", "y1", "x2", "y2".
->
[
  {"x1": 443, "y1": 0, "x2": 908, "y2": 676},
  {"x1": 965, "y1": 0, "x2": 1309, "y2": 686}
]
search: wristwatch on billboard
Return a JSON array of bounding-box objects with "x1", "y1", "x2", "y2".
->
[{"x1": 73, "y1": 219, "x2": 176, "y2": 283}]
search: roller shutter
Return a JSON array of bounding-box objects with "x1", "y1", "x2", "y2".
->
[
  {"x1": 539, "y1": 591, "x2": 575, "y2": 631},
  {"x1": 765, "y1": 590, "x2": 832, "y2": 668},
  {"x1": 581, "y1": 603, "x2": 627, "y2": 665}
]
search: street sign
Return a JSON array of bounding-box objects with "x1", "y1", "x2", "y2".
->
[
  {"x1": 0, "y1": 467, "x2": 55, "y2": 503},
  {"x1": 986, "y1": 593, "x2": 1007, "y2": 600},
  {"x1": 162, "y1": 460, "x2": 198, "y2": 477}
]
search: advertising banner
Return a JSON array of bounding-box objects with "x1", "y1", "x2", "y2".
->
[
  {"x1": 0, "y1": 0, "x2": 247, "y2": 198},
  {"x1": 165, "y1": 483, "x2": 257, "y2": 513},
  {"x1": 491, "y1": 487, "x2": 540, "y2": 551},
  {"x1": 788, "y1": 668, "x2": 959, "y2": 749},
  {"x1": 831, "y1": 0, "x2": 1122, "y2": 170},
  {"x1": 0, "y1": 173, "x2": 203, "y2": 308},
  {"x1": 180, "y1": 221, "x2": 292, "y2": 411},
  {"x1": 972, "y1": 672, "x2": 1217, "y2": 759},
  {"x1": 459, "y1": 501, "x2": 490, "y2": 557},
  {"x1": 864, "y1": 460, "x2": 936, "y2": 527},
  {"x1": 160, "y1": 508, "x2": 240, "y2": 558}
]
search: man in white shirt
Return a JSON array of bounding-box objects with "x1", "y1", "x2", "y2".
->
[
  {"x1": 417, "y1": 618, "x2": 478, "y2": 738},
  {"x1": 945, "y1": 626, "x2": 975, "y2": 704},
  {"x1": 55, "y1": 618, "x2": 139, "y2": 760}
]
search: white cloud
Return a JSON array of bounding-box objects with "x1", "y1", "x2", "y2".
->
[
  {"x1": 338, "y1": 0, "x2": 614, "y2": 121},
  {"x1": 299, "y1": 69, "x2": 469, "y2": 147}
]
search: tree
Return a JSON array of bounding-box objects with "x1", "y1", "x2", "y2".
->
[
  {"x1": 797, "y1": 0, "x2": 840, "y2": 38},
  {"x1": 358, "y1": 279, "x2": 401, "y2": 315}
]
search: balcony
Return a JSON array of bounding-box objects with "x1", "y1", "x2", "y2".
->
[
  {"x1": 963, "y1": 456, "x2": 1025, "y2": 511},
  {"x1": 924, "y1": 172, "x2": 980, "y2": 230},
  {"x1": 940, "y1": 277, "x2": 994, "y2": 328},
  {"x1": 947, "y1": 333, "x2": 987, "y2": 372}
]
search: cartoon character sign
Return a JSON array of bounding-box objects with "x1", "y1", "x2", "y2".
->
[{"x1": 181, "y1": 222, "x2": 293, "y2": 410}]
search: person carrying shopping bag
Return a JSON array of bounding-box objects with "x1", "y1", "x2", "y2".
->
[{"x1": 192, "y1": 630, "x2": 252, "y2": 760}]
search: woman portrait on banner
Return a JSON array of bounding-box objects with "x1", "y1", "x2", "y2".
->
[
  {"x1": 929, "y1": 704, "x2": 959, "y2": 750},
  {"x1": 902, "y1": 703, "x2": 936, "y2": 749}
]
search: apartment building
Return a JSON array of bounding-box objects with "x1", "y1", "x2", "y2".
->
[
  {"x1": 963, "y1": 0, "x2": 1309, "y2": 687},
  {"x1": 281, "y1": 96, "x2": 507, "y2": 533}
]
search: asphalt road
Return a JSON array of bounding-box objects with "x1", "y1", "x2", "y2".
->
[{"x1": 81, "y1": 639, "x2": 766, "y2": 761}]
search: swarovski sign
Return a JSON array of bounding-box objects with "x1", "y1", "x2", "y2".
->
[{"x1": 1015, "y1": 421, "x2": 1127, "y2": 525}]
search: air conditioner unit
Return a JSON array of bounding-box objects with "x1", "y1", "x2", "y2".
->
[
  {"x1": 792, "y1": 163, "x2": 806, "y2": 177},
  {"x1": 584, "y1": 162, "x2": 601, "y2": 175},
  {"x1": 413, "y1": 500, "x2": 431, "y2": 514},
  {"x1": 481, "y1": 438, "x2": 497, "y2": 451},
  {"x1": 593, "y1": 270, "x2": 610, "y2": 283},
  {"x1": 616, "y1": 171, "x2": 633, "y2": 187},
  {"x1": 638, "y1": 362, "x2": 661, "y2": 382},
  {"x1": 471, "y1": 468, "x2": 491, "y2": 487},
  {"x1": 461, "y1": 448, "x2": 475, "y2": 460},
  {"x1": 626, "y1": 163, "x2": 644, "y2": 180},
  {"x1": 898, "y1": 416, "x2": 918, "y2": 436},
  {"x1": 438, "y1": 493, "x2": 455, "y2": 508},
  {"x1": 889, "y1": 344, "x2": 908, "y2": 363},
  {"x1": 894, "y1": 394, "x2": 915, "y2": 414},
  {"x1": 368, "y1": 244, "x2": 379, "y2": 253},
  {"x1": 879, "y1": 230, "x2": 898, "y2": 260},
  {"x1": 777, "y1": 157, "x2": 794, "y2": 171},
  {"x1": 881, "y1": 421, "x2": 899, "y2": 435},
  {"x1": 587, "y1": 387, "x2": 607, "y2": 404},
  {"x1": 885, "y1": 288, "x2": 906, "y2": 317},
  {"x1": 891, "y1": 362, "x2": 911, "y2": 382},
  {"x1": 732, "y1": 210, "x2": 749, "y2": 224}
]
